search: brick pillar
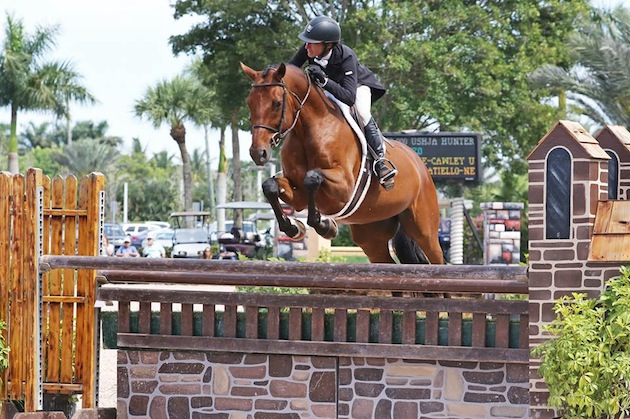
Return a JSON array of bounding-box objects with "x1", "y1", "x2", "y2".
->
[
  {"x1": 527, "y1": 121, "x2": 609, "y2": 418},
  {"x1": 480, "y1": 202, "x2": 523, "y2": 265}
]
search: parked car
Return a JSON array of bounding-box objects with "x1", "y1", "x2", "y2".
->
[
  {"x1": 171, "y1": 228, "x2": 211, "y2": 258},
  {"x1": 104, "y1": 223, "x2": 126, "y2": 250},
  {"x1": 129, "y1": 229, "x2": 150, "y2": 249},
  {"x1": 145, "y1": 221, "x2": 170, "y2": 229},
  {"x1": 170, "y1": 212, "x2": 212, "y2": 259},
  {"x1": 133, "y1": 228, "x2": 174, "y2": 250},
  {"x1": 123, "y1": 223, "x2": 160, "y2": 236}
]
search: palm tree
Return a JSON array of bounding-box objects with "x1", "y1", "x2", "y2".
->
[
  {"x1": 21, "y1": 121, "x2": 55, "y2": 149},
  {"x1": 134, "y1": 75, "x2": 212, "y2": 212},
  {"x1": 529, "y1": 6, "x2": 630, "y2": 127},
  {"x1": 0, "y1": 13, "x2": 96, "y2": 173},
  {"x1": 130, "y1": 137, "x2": 147, "y2": 157},
  {"x1": 71, "y1": 120, "x2": 112, "y2": 143},
  {"x1": 53, "y1": 64, "x2": 97, "y2": 145},
  {"x1": 53, "y1": 138, "x2": 120, "y2": 177},
  {"x1": 151, "y1": 151, "x2": 176, "y2": 170}
]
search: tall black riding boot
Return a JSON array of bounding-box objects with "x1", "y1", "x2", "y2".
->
[{"x1": 364, "y1": 118, "x2": 397, "y2": 190}]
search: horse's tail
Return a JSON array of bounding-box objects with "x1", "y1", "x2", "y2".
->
[
  {"x1": 392, "y1": 225, "x2": 447, "y2": 298},
  {"x1": 392, "y1": 227, "x2": 429, "y2": 264}
]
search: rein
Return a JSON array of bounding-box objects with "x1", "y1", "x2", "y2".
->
[{"x1": 250, "y1": 74, "x2": 312, "y2": 147}]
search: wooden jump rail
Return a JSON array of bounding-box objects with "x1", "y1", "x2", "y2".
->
[
  {"x1": 41, "y1": 256, "x2": 529, "y2": 365},
  {"x1": 39, "y1": 256, "x2": 528, "y2": 293}
]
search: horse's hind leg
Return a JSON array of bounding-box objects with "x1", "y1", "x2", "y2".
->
[
  {"x1": 350, "y1": 221, "x2": 401, "y2": 297},
  {"x1": 350, "y1": 220, "x2": 399, "y2": 264},
  {"x1": 398, "y1": 209, "x2": 444, "y2": 264}
]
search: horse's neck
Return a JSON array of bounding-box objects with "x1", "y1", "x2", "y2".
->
[
  {"x1": 296, "y1": 106, "x2": 345, "y2": 142},
  {"x1": 284, "y1": 75, "x2": 356, "y2": 146},
  {"x1": 298, "y1": 89, "x2": 346, "y2": 130}
]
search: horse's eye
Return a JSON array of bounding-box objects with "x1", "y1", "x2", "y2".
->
[{"x1": 272, "y1": 101, "x2": 281, "y2": 111}]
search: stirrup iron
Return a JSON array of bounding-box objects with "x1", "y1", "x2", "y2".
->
[{"x1": 373, "y1": 158, "x2": 397, "y2": 190}]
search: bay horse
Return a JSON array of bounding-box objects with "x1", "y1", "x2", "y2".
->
[{"x1": 241, "y1": 62, "x2": 444, "y2": 266}]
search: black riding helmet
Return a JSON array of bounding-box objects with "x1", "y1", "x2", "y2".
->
[{"x1": 298, "y1": 16, "x2": 341, "y2": 43}]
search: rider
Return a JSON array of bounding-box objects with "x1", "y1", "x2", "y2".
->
[{"x1": 289, "y1": 16, "x2": 397, "y2": 190}]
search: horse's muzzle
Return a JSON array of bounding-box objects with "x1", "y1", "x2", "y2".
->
[{"x1": 250, "y1": 146, "x2": 269, "y2": 166}]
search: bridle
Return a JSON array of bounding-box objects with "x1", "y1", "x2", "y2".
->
[{"x1": 250, "y1": 72, "x2": 312, "y2": 147}]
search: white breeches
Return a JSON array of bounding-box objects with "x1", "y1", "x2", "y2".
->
[{"x1": 356, "y1": 85, "x2": 372, "y2": 127}]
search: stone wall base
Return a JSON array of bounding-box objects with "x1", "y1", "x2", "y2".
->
[{"x1": 117, "y1": 350, "x2": 529, "y2": 418}]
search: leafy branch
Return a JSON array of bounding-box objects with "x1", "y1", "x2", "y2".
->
[{"x1": 533, "y1": 266, "x2": 630, "y2": 418}]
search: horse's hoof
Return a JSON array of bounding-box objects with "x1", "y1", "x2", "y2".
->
[
  {"x1": 289, "y1": 218, "x2": 307, "y2": 241},
  {"x1": 320, "y1": 217, "x2": 338, "y2": 240}
]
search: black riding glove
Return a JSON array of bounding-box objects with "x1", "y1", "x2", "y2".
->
[{"x1": 306, "y1": 65, "x2": 328, "y2": 87}]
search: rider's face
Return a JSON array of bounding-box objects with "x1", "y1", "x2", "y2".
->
[{"x1": 305, "y1": 42, "x2": 326, "y2": 58}]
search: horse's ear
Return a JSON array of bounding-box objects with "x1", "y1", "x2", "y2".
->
[
  {"x1": 240, "y1": 62, "x2": 257, "y2": 81},
  {"x1": 275, "y1": 63, "x2": 286, "y2": 80}
]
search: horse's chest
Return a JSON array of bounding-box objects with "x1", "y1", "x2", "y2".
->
[
  {"x1": 283, "y1": 167, "x2": 307, "y2": 187},
  {"x1": 281, "y1": 150, "x2": 311, "y2": 182}
]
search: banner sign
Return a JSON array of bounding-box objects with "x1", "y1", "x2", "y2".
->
[{"x1": 383, "y1": 132, "x2": 482, "y2": 182}]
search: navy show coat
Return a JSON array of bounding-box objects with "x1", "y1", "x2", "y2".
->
[{"x1": 289, "y1": 43, "x2": 386, "y2": 107}]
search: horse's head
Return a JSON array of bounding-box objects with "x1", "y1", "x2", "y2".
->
[{"x1": 241, "y1": 62, "x2": 310, "y2": 166}]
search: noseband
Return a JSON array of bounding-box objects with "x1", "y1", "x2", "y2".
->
[{"x1": 250, "y1": 73, "x2": 312, "y2": 147}]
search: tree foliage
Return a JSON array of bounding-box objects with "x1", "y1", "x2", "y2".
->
[
  {"x1": 20, "y1": 120, "x2": 122, "y2": 178},
  {"x1": 114, "y1": 152, "x2": 181, "y2": 222},
  {"x1": 530, "y1": 6, "x2": 630, "y2": 127},
  {"x1": 170, "y1": 0, "x2": 589, "y2": 179},
  {"x1": 19, "y1": 120, "x2": 121, "y2": 150},
  {"x1": 21, "y1": 146, "x2": 64, "y2": 178},
  {"x1": 364, "y1": 0, "x2": 589, "y2": 174},
  {"x1": 171, "y1": 0, "x2": 299, "y2": 122},
  {"x1": 52, "y1": 138, "x2": 120, "y2": 177},
  {"x1": 0, "y1": 13, "x2": 95, "y2": 173}
]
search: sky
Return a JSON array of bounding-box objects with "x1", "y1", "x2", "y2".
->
[
  {"x1": 1, "y1": 0, "x2": 628, "y2": 164},
  {"x1": 0, "y1": 0, "x2": 250, "y2": 162}
]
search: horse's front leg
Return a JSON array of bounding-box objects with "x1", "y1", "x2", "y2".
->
[
  {"x1": 303, "y1": 170, "x2": 338, "y2": 240},
  {"x1": 262, "y1": 177, "x2": 306, "y2": 240}
]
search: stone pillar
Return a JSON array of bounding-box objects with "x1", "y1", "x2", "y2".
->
[
  {"x1": 306, "y1": 229, "x2": 331, "y2": 261},
  {"x1": 480, "y1": 202, "x2": 524, "y2": 265},
  {"x1": 527, "y1": 121, "x2": 610, "y2": 418},
  {"x1": 449, "y1": 198, "x2": 465, "y2": 264}
]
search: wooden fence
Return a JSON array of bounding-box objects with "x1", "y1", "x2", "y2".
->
[
  {"x1": 40, "y1": 257, "x2": 529, "y2": 364},
  {"x1": 0, "y1": 169, "x2": 103, "y2": 411},
  {"x1": 1, "y1": 168, "x2": 528, "y2": 412}
]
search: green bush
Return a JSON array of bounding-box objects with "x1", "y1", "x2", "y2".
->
[
  {"x1": 331, "y1": 224, "x2": 354, "y2": 246},
  {"x1": 533, "y1": 266, "x2": 630, "y2": 418}
]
